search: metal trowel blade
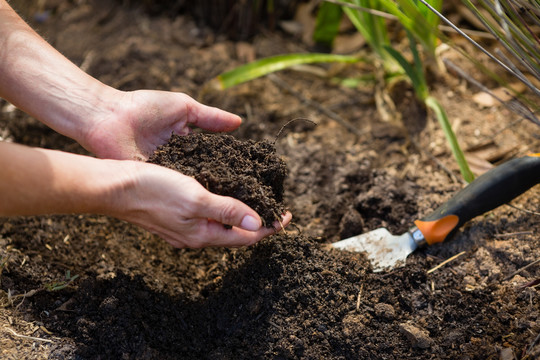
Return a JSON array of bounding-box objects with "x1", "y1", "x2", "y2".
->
[{"x1": 331, "y1": 228, "x2": 417, "y2": 272}]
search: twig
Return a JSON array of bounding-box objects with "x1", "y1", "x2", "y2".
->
[
  {"x1": 244, "y1": 103, "x2": 254, "y2": 124},
  {"x1": 4, "y1": 327, "x2": 54, "y2": 343},
  {"x1": 273, "y1": 118, "x2": 317, "y2": 144},
  {"x1": 494, "y1": 231, "x2": 534, "y2": 238},
  {"x1": 505, "y1": 203, "x2": 540, "y2": 216},
  {"x1": 438, "y1": 25, "x2": 495, "y2": 39},
  {"x1": 504, "y1": 258, "x2": 540, "y2": 281},
  {"x1": 487, "y1": 117, "x2": 525, "y2": 140},
  {"x1": 526, "y1": 332, "x2": 540, "y2": 355},
  {"x1": 355, "y1": 284, "x2": 363, "y2": 312},
  {"x1": 273, "y1": 211, "x2": 288, "y2": 236},
  {"x1": 427, "y1": 251, "x2": 466, "y2": 274},
  {"x1": 268, "y1": 74, "x2": 368, "y2": 138}
]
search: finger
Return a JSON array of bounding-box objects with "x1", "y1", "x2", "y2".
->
[
  {"x1": 157, "y1": 212, "x2": 292, "y2": 249},
  {"x1": 183, "y1": 96, "x2": 242, "y2": 132},
  {"x1": 205, "y1": 221, "x2": 267, "y2": 247},
  {"x1": 192, "y1": 191, "x2": 263, "y2": 232},
  {"x1": 202, "y1": 211, "x2": 293, "y2": 247},
  {"x1": 270, "y1": 211, "x2": 293, "y2": 232},
  {"x1": 201, "y1": 222, "x2": 271, "y2": 247}
]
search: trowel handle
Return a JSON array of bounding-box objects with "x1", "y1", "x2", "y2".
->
[{"x1": 413, "y1": 153, "x2": 540, "y2": 246}]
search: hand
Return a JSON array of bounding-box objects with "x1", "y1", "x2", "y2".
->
[
  {"x1": 114, "y1": 161, "x2": 292, "y2": 248},
  {"x1": 82, "y1": 89, "x2": 242, "y2": 160},
  {"x1": 0, "y1": 1, "x2": 292, "y2": 248}
]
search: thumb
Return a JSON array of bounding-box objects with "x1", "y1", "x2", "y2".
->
[
  {"x1": 183, "y1": 95, "x2": 242, "y2": 132},
  {"x1": 197, "y1": 192, "x2": 263, "y2": 231}
]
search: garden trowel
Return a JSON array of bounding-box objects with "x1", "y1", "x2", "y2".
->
[{"x1": 331, "y1": 153, "x2": 540, "y2": 272}]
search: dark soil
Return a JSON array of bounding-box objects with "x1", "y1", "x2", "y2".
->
[
  {"x1": 1, "y1": 1, "x2": 540, "y2": 360},
  {"x1": 147, "y1": 133, "x2": 287, "y2": 227},
  {"x1": 135, "y1": 0, "x2": 302, "y2": 40}
]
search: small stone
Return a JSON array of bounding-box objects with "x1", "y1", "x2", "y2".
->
[
  {"x1": 463, "y1": 275, "x2": 476, "y2": 286},
  {"x1": 499, "y1": 347, "x2": 515, "y2": 360},
  {"x1": 374, "y1": 303, "x2": 396, "y2": 320},
  {"x1": 399, "y1": 322, "x2": 433, "y2": 349}
]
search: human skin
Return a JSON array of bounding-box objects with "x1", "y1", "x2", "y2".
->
[{"x1": 0, "y1": 0, "x2": 291, "y2": 248}]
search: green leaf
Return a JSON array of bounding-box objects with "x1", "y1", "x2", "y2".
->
[
  {"x1": 342, "y1": 0, "x2": 398, "y2": 71},
  {"x1": 215, "y1": 53, "x2": 361, "y2": 89},
  {"x1": 313, "y1": 2, "x2": 343, "y2": 49},
  {"x1": 383, "y1": 45, "x2": 428, "y2": 100},
  {"x1": 382, "y1": 0, "x2": 441, "y2": 57}
]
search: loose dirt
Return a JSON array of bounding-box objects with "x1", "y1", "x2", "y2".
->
[
  {"x1": 1, "y1": 1, "x2": 539, "y2": 359},
  {"x1": 148, "y1": 133, "x2": 287, "y2": 227}
]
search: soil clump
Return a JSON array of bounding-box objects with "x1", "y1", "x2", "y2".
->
[{"x1": 147, "y1": 133, "x2": 287, "y2": 227}]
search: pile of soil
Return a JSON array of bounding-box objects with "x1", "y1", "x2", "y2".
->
[
  {"x1": 147, "y1": 133, "x2": 287, "y2": 227},
  {"x1": 1, "y1": 1, "x2": 539, "y2": 359}
]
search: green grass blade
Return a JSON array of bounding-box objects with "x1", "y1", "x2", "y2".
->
[
  {"x1": 423, "y1": 0, "x2": 443, "y2": 27},
  {"x1": 215, "y1": 53, "x2": 360, "y2": 89},
  {"x1": 342, "y1": 0, "x2": 399, "y2": 71},
  {"x1": 343, "y1": 0, "x2": 387, "y2": 48},
  {"x1": 383, "y1": 45, "x2": 428, "y2": 100},
  {"x1": 379, "y1": 0, "x2": 440, "y2": 56},
  {"x1": 407, "y1": 31, "x2": 427, "y2": 93},
  {"x1": 426, "y1": 96, "x2": 475, "y2": 183}
]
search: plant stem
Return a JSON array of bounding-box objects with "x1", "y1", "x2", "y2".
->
[{"x1": 425, "y1": 96, "x2": 475, "y2": 183}]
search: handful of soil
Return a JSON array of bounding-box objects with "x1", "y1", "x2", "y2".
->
[{"x1": 148, "y1": 133, "x2": 287, "y2": 227}]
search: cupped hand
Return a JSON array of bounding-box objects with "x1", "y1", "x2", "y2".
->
[
  {"x1": 113, "y1": 161, "x2": 292, "y2": 248},
  {"x1": 83, "y1": 89, "x2": 292, "y2": 247},
  {"x1": 83, "y1": 89, "x2": 241, "y2": 160}
]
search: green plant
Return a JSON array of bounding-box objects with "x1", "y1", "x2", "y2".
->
[
  {"x1": 213, "y1": 0, "x2": 475, "y2": 182},
  {"x1": 44, "y1": 270, "x2": 79, "y2": 291},
  {"x1": 313, "y1": 1, "x2": 343, "y2": 50},
  {"x1": 417, "y1": 0, "x2": 540, "y2": 125},
  {"x1": 214, "y1": 53, "x2": 361, "y2": 89},
  {"x1": 341, "y1": 0, "x2": 398, "y2": 72},
  {"x1": 323, "y1": 0, "x2": 474, "y2": 182},
  {"x1": 383, "y1": 34, "x2": 473, "y2": 182}
]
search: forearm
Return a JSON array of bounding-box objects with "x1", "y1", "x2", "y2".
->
[
  {"x1": 0, "y1": 141, "x2": 130, "y2": 217},
  {"x1": 0, "y1": 1, "x2": 119, "y2": 147}
]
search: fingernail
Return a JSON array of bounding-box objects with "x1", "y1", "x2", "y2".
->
[{"x1": 240, "y1": 215, "x2": 260, "y2": 231}]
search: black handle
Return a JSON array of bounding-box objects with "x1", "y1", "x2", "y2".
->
[{"x1": 414, "y1": 154, "x2": 540, "y2": 245}]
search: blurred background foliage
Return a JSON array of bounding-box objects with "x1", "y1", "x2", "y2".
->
[{"x1": 12, "y1": 0, "x2": 539, "y2": 181}]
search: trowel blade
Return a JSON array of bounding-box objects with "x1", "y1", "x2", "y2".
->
[{"x1": 331, "y1": 228, "x2": 417, "y2": 272}]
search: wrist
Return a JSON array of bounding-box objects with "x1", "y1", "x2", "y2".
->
[
  {"x1": 91, "y1": 158, "x2": 140, "y2": 217},
  {"x1": 72, "y1": 85, "x2": 126, "y2": 152}
]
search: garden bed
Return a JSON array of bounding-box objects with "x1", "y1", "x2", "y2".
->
[{"x1": 1, "y1": 1, "x2": 539, "y2": 359}]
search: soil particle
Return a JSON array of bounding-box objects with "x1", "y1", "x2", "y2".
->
[
  {"x1": 148, "y1": 133, "x2": 287, "y2": 227},
  {"x1": 399, "y1": 322, "x2": 434, "y2": 349},
  {"x1": 500, "y1": 347, "x2": 516, "y2": 360},
  {"x1": 374, "y1": 302, "x2": 396, "y2": 321}
]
